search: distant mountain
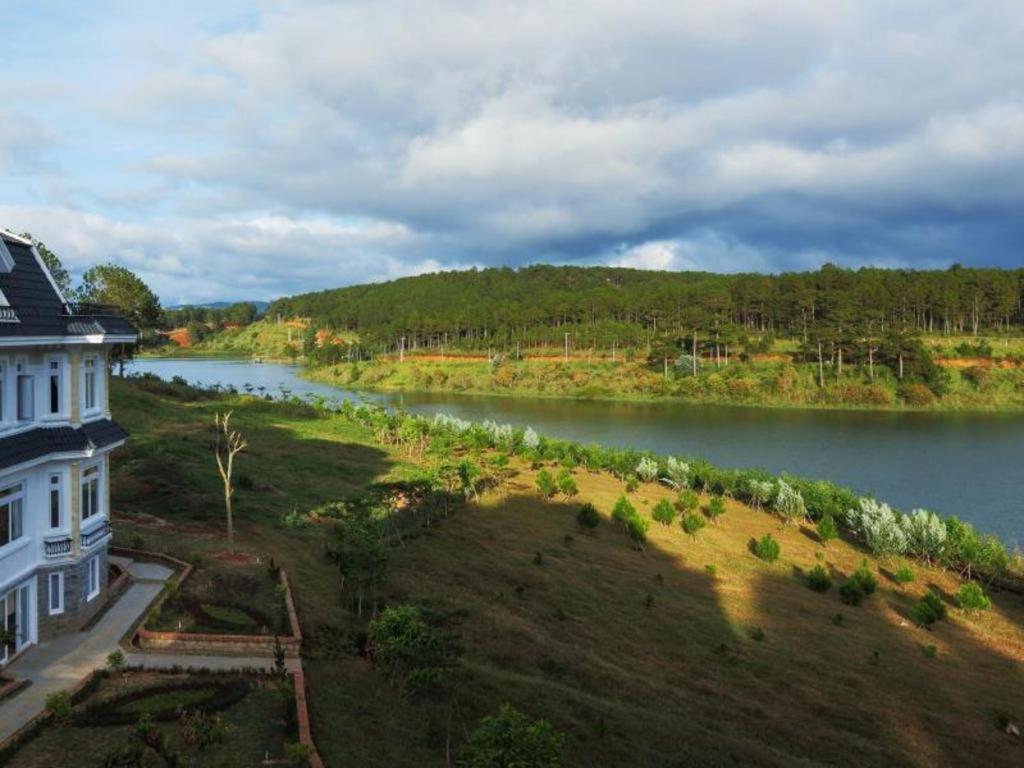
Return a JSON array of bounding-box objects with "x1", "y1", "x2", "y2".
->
[{"x1": 167, "y1": 300, "x2": 270, "y2": 312}]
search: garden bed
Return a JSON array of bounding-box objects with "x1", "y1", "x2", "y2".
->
[
  {"x1": 138, "y1": 559, "x2": 302, "y2": 657},
  {"x1": 0, "y1": 670, "x2": 305, "y2": 768}
]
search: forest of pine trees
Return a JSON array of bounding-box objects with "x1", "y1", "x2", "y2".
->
[{"x1": 268, "y1": 264, "x2": 1024, "y2": 356}]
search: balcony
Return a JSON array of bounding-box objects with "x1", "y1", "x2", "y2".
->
[
  {"x1": 68, "y1": 302, "x2": 123, "y2": 317},
  {"x1": 0, "y1": 306, "x2": 17, "y2": 323},
  {"x1": 80, "y1": 521, "x2": 111, "y2": 550},
  {"x1": 44, "y1": 536, "x2": 73, "y2": 558}
]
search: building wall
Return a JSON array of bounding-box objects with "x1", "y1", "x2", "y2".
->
[{"x1": 35, "y1": 544, "x2": 109, "y2": 639}]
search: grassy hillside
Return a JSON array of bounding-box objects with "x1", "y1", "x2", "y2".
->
[
  {"x1": 307, "y1": 353, "x2": 1024, "y2": 411},
  {"x1": 108, "y1": 377, "x2": 1024, "y2": 767}
]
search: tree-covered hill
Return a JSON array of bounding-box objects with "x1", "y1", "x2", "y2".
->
[{"x1": 267, "y1": 263, "x2": 1024, "y2": 352}]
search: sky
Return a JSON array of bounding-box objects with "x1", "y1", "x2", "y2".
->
[{"x1": 2, "y1": 1, "x2": 1023, "y2": 305}]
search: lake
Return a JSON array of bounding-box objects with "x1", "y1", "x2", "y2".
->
[{"x1": 129, "y1": 357, "x2": 1024, "y2": 545}]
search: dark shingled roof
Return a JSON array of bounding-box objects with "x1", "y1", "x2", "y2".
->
[
  {"x1": 0, "y1": 419, "x2": 130, "y2": 472},
  {"x1": 0, "y1": 233, "x2": 138, "y2": 340}
]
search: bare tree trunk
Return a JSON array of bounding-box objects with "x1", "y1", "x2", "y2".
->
[
  {"x1": 817, "y1": 342, "x2": 824, "y2": 388},
  {"x1": 868, "y1": 346, "x2": 874, "y2": 380}
]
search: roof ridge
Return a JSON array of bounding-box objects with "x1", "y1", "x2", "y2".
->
[{"x1": 0, "y1": 229, "x2": 34, "y2": 246}]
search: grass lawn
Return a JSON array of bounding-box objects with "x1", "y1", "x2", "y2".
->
[
  {"x1": 4, "y1": 672, "x2": 296, "y2": 768},
  {"x1": 108, "y1": 376, "x2": 1024, "y2": 767}
]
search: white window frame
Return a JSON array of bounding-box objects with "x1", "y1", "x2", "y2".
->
[
  {"x1": 83, "y1": 355, "x2": 99, "y2": 414},
  {"x1": 49, "y1": 473, "x2": 63, "y2": 529},
  {"x1": 45, "y1": 355, "x2": 65, "y2": 418},
  {"x1": 81, "y1": 463, "x2": 101, "y2": 522},
  {"x1": 15, "y1": 357, "x2": 33, "y2": 423},
  {"x1": 86, "y1": 557, "x2": 100, "y2": 601},
  {"x1": 0, "y1": 481, "x2": 24, "y2": 549},
  {"x1": 0, "y1": 356, "x2": 7, "y2": 428},
  {"x1": 48, "y1": 572, "x2": 64, "y2": 616}
]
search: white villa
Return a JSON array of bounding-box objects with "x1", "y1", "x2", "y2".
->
[{"x1": 0, "y1": 230, "x2": 137, "y2": 667}]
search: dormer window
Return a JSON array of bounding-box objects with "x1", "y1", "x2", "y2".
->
[
  {"x1": 84, "y1": 357, "x2": 97, "y2": 412},
  {"x1": 48, "y1": 359, "x2": 62, "y2": 415},
  {"x1": 0, "y1": 236, "x2": 14, "y2": 274}
]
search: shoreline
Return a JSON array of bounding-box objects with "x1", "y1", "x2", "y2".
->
[{"x1": 136, "y1": 351, "x2": 1024, "y2": 414}]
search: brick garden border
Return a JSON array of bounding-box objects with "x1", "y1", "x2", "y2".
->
[
  {"x1": 0, "y1": 668, "x2": 104, "y2": 758},
  {"x1": 292, "y1": 668, "x2": 325, "y2": 768},
  {"x1": 0, "y1": 676, "x2": 29, "y2": 703},
  {"x1": 119, "y1": 547, "x2": 303, "y2": 659}
]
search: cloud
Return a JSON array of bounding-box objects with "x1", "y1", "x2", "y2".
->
[{"x1": 4, "y1": 1, "x2": 1024, "y2": 301}]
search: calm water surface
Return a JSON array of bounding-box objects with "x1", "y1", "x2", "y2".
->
[{"x1": 129, "y1": 357, "x2": 1024, "y2": 545}]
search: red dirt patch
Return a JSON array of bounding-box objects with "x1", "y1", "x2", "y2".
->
[{"x1": 210, "y1": 550, "x2": 261, "y2": 566}]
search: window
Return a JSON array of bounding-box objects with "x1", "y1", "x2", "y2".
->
[
  {"x1": 16, "y1": 361, "x2": 33, "y2": 422},
  {"x1": 84, "y1": 357, "x2": 97, "y2": 411},
  {"x1": 81, "y1": 465, "x2": 100, "y2": 521},
  {"x1": 48, "y1": 572, "x2": 64, "y2": 615},
  {"x1": 0, "y1": 359, "x2": 5, "y2": 422},
  {"x1": 87, "y1": 557, "x2": 100, "y2": 601},
  {"x1": 48, "y1": 359, "x2": 61, "y2": 415},
  {"x1": 0, "y1": 483, "x2": 24, "y2": 547},
  {"x1": 49, "y1": 474, "x2": 62, "y2": 529}
]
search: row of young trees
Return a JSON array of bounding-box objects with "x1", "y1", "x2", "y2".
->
[{"x1": 268, "y1": 263, "x2": 1024, "y2": 353}]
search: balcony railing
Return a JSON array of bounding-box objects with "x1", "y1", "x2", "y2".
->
[
  {"x1": 0, "y1": 306, "x2": 18, "y2": 323},
  {"x1": 80, "y1": 521, "x2": 111, "y2": 550},
  {"x1": 44, "y1": 536, "x2": 73, "y2": 558}
]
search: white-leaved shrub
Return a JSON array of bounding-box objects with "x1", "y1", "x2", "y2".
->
[
  {"x1": 901, "y1": 508, "x2": 946, "y2": 562},
  {"x1": 664, "y1": 456, "x2": 690, "y2": 488},
  {"x1": 847, "y1": 498, "x2": 908, "y2": 557},
  {"x1": 522, "y1": 427, "x2": 540, "y2": 450},
  {"x1": 772, "y1": 480, "x2": 806, "y2": 523},
  {"x1": 635, "y1": 456, "x2": 659, "y2": 483},
  {"x1": 747, "y1": 480, "x2": 775, "y2": 510}
]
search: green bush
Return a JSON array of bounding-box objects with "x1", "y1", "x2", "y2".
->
[
  {"x1": 625, "y1": 478, "x2": 639, "y2": 493},
  {"x1": 893, "y1": 566, "x2": 915, "y2": 586},
  {"x1": 576, "y1": 502, "x2": 600, "y2": 531},
  {"x1": 706, "y1": 495, "x2": 726, "y2": 523},
  {"x1": 753, "y1": 533, "x2": 781, "y2": 563},
  {"x1": 536, "y1": 470, "x2": 556, "y2": 498},
  {"x1": 651, "y1": 499, "x2": 677, "y2": 526},
  {"x1": 45, "y1": 690, "x2": 73, "y2": 722},
  {"x1": 611, "y1": 495, "x2": 637, "y2": 526},
  {"x1": 806, "y1": 564, "x2": 832, "y2": 592},
  {"x1": 682, "y1": 512, "x2": 706, "y2": 539},
  {"x1": 956, "y1": 582, "x2": 991, "y2": 613},
  {"x1": 624, "y1": 515, "x2": 649, "y2": 549},
  {"x1": 676, "y1": 489, "x2": 699, "y2": 513},
  {"x1": 816, "y1": 515, "x2": 838, "y2": 547},
  {"x1": 839, "y1": 560, "x2": 878, "y2": 606},
  {"x1": 462, "y1": 704, "x2": 564, "y2": 768},
  {"x1": 912, "y1": 590, "x2": 948, "y2": 627},
  {"x1": 556, "y1": 469, "x2": 578, "y2": 498}
]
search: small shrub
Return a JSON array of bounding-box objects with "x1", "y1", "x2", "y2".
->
[
  {"x1": 644, "y1": 593, "x2": 654, "y2": 609},
  {"x1": 806, "y1": 564, "x2": 832, "y2": 593},
  {"x1": 839, "y1": 560, "x2": 878, "y2": 606},
  {"x1": 462, "y1": 704, "x2": 564, "y2": 768},
  {"x1": 676, "y1": 489, "x2": 699, "y2": 513},
  {"x1": 556, "y1": 469, "x2": 578, "y2": 498},
  {"x1": 285, "y1": 742, "x2": 315, "y2": 761},
  {"x1": 611, "y1": 495, "x2": 637, "y2": 527},
  {"x1": 912, "y1": 590, "x2": 948, "y2": 627},
  {"x1": 625, "y1": 478, "x2": 639, "y2": 493},
  {"x1": 107, "y1": 649, "x2": 127, "y2": 674},
  {"x1": 748, "y1": 627, "x2": 766, "y2": 642},
  {"x1": 893, "y1": 566, "x2": 915, "y2": 586},
  {"x1": 536, "y1": 470, "x2": 557, "y2": 498},
  {"x1": 533, "y1": 552, "x2": 544, "y2": 566},
  {"x1": 46, "y1": 690, "x2": 73, "y2": 722},
  {"x1": 651, "y1": 499, "x2": 677, "y2": 526},
  {"x1": 921, "y1": 644, "x2": 938, "y2": 659},
  {"x1": 636, "y1": 456, "x2": 659, "y2": 482},
  {"x1": 682, "y1": 512, "x2": 706, "y2": 539},
  {"x1": 576, "y1": 502, "x2": 600, "y2": 531},
  {"x1": 831, "y1": 613, "x2": 844, "y2": 627},
  {"x1": 956, "y1": 582, "x2": 991, "y2": 613},
  {"x1": 706, "y1": 495, "x2": 726, "y2": 523},
  {"x1": 816, "y1": 515, "x2": 838, "y2": 547},
  {"x1": 705, "y1": 564, "x2": 717, "y2": 578},
  {"x1": 753, "y1": 533, "x2": 781, "y2": 563},
  {"x1": 624, "y1": 515, "x2": 649, "y2": 550},
  {"x1": 772, "y1": 480, "x2": 806, "y2": 524}
]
